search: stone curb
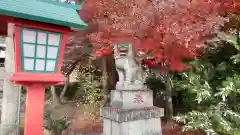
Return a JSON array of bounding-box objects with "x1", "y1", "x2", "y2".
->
[
  {"x1": 101, "y1": 106, "x2": 164, "y2": 122},
  {"x1": 65, "y1": 132, "x2": 101, "y2": 135}
]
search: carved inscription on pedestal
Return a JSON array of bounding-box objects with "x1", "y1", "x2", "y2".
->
[{"x1": 133, "y1": 94, "x2": 144, "y2": 104}]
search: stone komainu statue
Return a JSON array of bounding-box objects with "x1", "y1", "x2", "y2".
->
[{"x1": 114, "y1": 43, "x2": 146, "y2": 90}]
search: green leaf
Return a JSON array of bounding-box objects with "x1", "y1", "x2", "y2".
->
[
  {"x1": 212, "y1": 113, "x2": 233, "y2": 134},
  {"x1": 218, "y1": 32, "x2": 239, "y2": 50},
  {"x1": 216, "y1": 62, "x2": 227, "y2": 71},
  {"x1": 231, "y1": 54, "x2": 240, "y2": 64}
]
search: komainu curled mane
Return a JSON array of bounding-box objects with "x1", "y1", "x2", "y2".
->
[{"x1": 113, "y1": 43, "x2": 146, "y2": 90}]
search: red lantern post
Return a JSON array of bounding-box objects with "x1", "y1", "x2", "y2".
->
[
  {"x1": 10, "y1": 19, "x2": 69, "y2": 135},
  {"x1": 0, "y1": 1, "x2": 88, "y2": 135}
]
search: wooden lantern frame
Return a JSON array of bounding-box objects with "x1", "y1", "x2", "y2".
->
[
  {"x1": 9, "y1": 18, "x2": 72, "y2": 135},
  {"x1": 10, "y1": 18, "x2": 71, "y2": 86}
]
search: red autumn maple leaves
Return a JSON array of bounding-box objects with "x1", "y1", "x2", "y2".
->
[{"x1": 80, "y1": 0, "x2": 239, "y2": 71}]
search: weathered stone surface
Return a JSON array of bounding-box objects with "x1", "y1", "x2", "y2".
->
[
  {"x1": 0, "y1": 124, "x2": 19, "y2": 135},
  {"x1": 102, "y1": 88, "x2": 164, "y2": 135},
  {"x1": 103, "y1": 118, "x2": 162, "y2": 135},
  {"x1": 63, "y1": 131, "x2": 100, "y2": 135},
  {"x1": 101, "y1": 107, "x2": 164, "y2": 122},
  {"x1": 114, "y1": 43, "x2": 146, "y2": 91},
  {"x1": 111, "y1": 90, "x2": 153, "y2": 109},
  {"x1": 1, "y1": 23, "x2": 21, "y2": 135},
  {"x1": 44, "y1": 129, "x2": 54, "y2": 135},
  {"x1": 116, "y1": 84, "x2": 147, "y2": 91}
]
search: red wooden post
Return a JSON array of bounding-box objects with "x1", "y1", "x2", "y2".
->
[
  {"x1": 9, "y1": 18, "x2": 78, "y2": 135},
  {"x1": 24, "y1": 84, "x2": 45, "y2": 135}
]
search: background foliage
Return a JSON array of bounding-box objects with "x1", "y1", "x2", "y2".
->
[
  {"x1": 172, "y1": 19, "x2": 240, "y2": 134},
  {"x1": 75, "y1": 59, "x2": 104, "y2": 118},
  {"x1": 43, "y1": 0, "x2": 240, "y2": 134}
]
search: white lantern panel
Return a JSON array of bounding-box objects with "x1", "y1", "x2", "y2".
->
[
  {"x1": 24, "y1": 58, "x2": 34, "y2": 70},
  {"x1": 48, "y1": 34, "x2": 60, "y2": 46},
  {"x1": 37, "y1": 32, "x2": 47, "y2": 44},
  {"x1": 35, "y1": 59, "x2": 45, "y2": 71},
  {"x1": 47, "y1": 47, "x2": 58, "y2": 59},
  {"x1": 46, "y1": 60, "x2": 56, "y2": 71},
  {"x1": 36, "y1": 45, "x2": 46, "y2": 58},
  {"x1": 22, "y1": 29, "x2": 36, "y2": 43},
  {"x1": 23, "y1": 44, "x2": 35, "y2": 57}
]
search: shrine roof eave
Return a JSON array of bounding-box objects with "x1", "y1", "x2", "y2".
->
[{"x1": 0, "y1": 0, "x2": 88, "y2": 29}]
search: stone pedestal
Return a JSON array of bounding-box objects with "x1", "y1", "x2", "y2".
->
[
  {"x1": 101, "y1": 89, "x2": 164, "y2": 135},
  {"x1": 111, "y1": 90, "x2": 153, "y2": 109}
]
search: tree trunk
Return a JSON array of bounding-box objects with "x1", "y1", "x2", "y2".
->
[
  {"x1": 108, "y1": 53, "x2": 118, "y2": 90},
  {"x1": 101, "y1": 57, "x2": 110, "y2": 107},
  {"x1": 237, "y1": 23, "x2": 239, "y2": 45},
  {"x1": 164, "y1": 72, "x2": 174, "y2": 125},
  {"x1": 52, "y1": 130, "x2": 61, "y2": 135},
  {"x1": 0, "y1": 23, "x2": 21, "y2": 135},
  {"x1": 60, "y1": 76, "x2": 69, "y2": 102},
  {"x1": 103, "y1": 57, "x2": 108, "y2": 91},
  {"x1": 51, "y1": 86, "x2": 60, "y2": 105}
]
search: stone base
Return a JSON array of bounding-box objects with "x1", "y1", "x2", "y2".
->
[
  {"x1": 101, "y1": 107, "x2": 164, "y2": 135},
  {"x1": 111, "y1": 90, "x2": 153, "y2": 109},
  {"x1": 116, "y1": 83, "x2": 148, "y2": 91},
  {"x1": 103, "y1": 118, "x2": 162, "y2": 135}
]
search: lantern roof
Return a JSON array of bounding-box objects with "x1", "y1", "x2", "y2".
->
[{"x1": 0, "y1": 0, "x2": 88, "y2": 29}]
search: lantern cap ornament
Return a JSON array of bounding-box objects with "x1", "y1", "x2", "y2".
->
[
  {"x1": 0, "y1": 0, "x2": 88, "y2": 29},
  {"x1": 0, "y1": 0, "x2": 88, "y2": 85}
]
